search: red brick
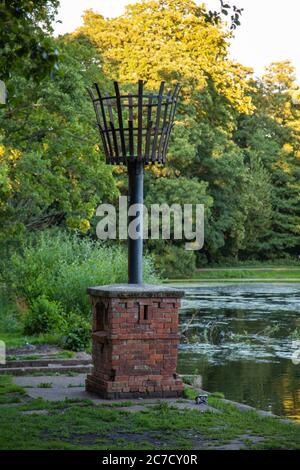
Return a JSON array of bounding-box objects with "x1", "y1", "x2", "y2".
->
[{"x1": 86, "y1": 290, "x2": 183, "y2": 399}]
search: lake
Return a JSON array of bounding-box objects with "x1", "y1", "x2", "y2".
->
[{"x1": 176, "y1": 283, "x2": 300, "y2": 421}]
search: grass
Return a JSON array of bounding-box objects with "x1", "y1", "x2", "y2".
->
[
  {"x1": 0, "y1": 375, "x2": 26, "y2": 404},
  {"x1": 0, "y1": 291, "x2": 74, "y2": 351},
  {"x1": 0, "y1": 332, "x2": 62, "y2": 349},
  {"x1": 36, "y1": 383, "x2": 53, "y2": 389},
  {"x1": 0, "y1": 375, "x2": 300, "y2": 450},
  {"x1": 206, "y1": 259, "x2": 300, "y2": 268},
  {"x1": 183, "y1": 386, "x2": 198, "y2": 400},
  {"x1": 166, "y1": 266, "x2": 300, "y2": 282}
]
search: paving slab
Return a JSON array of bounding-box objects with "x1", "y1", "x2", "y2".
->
[
  {"x1": 13, "y1": 374, "x2": 220, "y2": 413},
  {"x1": 14, "y1": 374, "x2": 87, "y2": 388},
  {"x1": 1, "y1": 359, "x2": 92, "y2": 369},
  {"x1": 1, "y1": 364, "x2": 92, "y2": 376},
  {"x1": 166, "y1": 401, "x2": 219, "y2": 413}
]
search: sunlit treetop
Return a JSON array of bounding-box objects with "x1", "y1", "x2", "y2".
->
[
  {"x1": 251, "y1": 61, "x2": 300, "y2": 135},
  {"x1": 263, "y1": 61, "x2": 298, "y2": 93},
  {"x1": 77, "y1": 0, "x2": 252, "y2": 114}
]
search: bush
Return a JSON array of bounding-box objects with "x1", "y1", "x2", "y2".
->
[
  {"x1": 5, "y1": 229, "x2": 159, "y2": 318},
  {"x1": 61, "y1": 314, "x2": 90, "y2": 351},
  {"x1": 0, "y1": 288, "x2": 20, "y2": 334},
  {"x1": 24, "y1": 295, "x2": 67, "y2": 335},
  {"x1": 153, "y1": 244, "x2": 196, "y2": 279}
]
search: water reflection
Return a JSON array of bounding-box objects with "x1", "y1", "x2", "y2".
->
[{"x1": 176, "y1": 283, "x2": 300, "y2": 421}]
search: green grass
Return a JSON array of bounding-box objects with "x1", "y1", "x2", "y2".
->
[
  {"x1": 0, "y1": 375, "x2": 26, "y2": 404},
  {"x1": 206, "y1": 259, "x2": 300, "y2": 268},
  {"x1": 0, "y1": 332, "x2": 62, "y2": 348},
  {"x1": 0, "y1": 375, "x2": 300, "y2": 450},
  {"x1": 183, "y1": 386, "x2": 198, "y2": 400},
  {"x1": 167, "y1": 267, "x2": 300, "y2": 282},
  {"x1": 36, "y1": 383, "x2": 53, "y2": 389}
]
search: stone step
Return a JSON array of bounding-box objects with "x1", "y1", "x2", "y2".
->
[
  {"x1": 0, "y1": 358, "x2": 92, "y2": 369},
  {"x1": 0, "y1": 364, "x2": 92, "y2": 376}
]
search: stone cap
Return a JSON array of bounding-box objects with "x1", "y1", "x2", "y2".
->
[{"x1": 87, "y1": 284, "x2": 185, "y2": 298}]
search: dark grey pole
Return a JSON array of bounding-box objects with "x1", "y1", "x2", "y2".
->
[
  {"x1": 89, "y1": 80, "x2": 180, "y2": 284},
  {"x1": 128, "y1": 161, "x2": 144, "y2": 284}
]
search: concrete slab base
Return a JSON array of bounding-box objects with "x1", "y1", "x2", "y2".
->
[{"x1": 13, "y1": 374, "x2": 219, "y2": 413}]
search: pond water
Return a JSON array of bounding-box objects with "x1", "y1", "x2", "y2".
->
[{"x1": 176, "y1": 283, "x2": 300, "y2": 421}]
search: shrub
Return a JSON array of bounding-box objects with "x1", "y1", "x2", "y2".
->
[
  {"x1": 0, "y1": 287, "x2": 20, "y2": 334},
  {"x1": 24, "y1": 295, "x2": 67, "y2": 335},
  {"x1": 183, "y1": 386, "x2": 198, "y2": 400},
  {"x1": 153, "y1": 244, "x2": 196, "y2": 279},
  {"x1": 62, "y1": 314, "x2": 91, "y2": 351},
  {"x1": 5, "y1": 229, "x2": 159, "y2": 318}
]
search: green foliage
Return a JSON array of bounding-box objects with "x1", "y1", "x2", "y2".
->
[
  {"x1": 235, "y1": 61, "x2": 300, "y2": 257},
  {"x1": 0, "y1": 375, "x2": 26, "y2": 404},
  {"x1": 1, "y1": 0, "x2": 300, "y2": 278},
  {"x1": 62, "y1": 314, "x2": 91, "y2": 351},
  {"x1": 0, "y1": 288, "x2": 20, "y2": 334},
  {"x1": 5, "y1": 229, "x2": 158, "y2": 318},
  {"x1": 37, "y1": 383, "x2": 53, "y2": 389},
  {"x1": 0, "y1": 35, "x2": 118, "y2": 256},
  {"x1": 0, "y1": 1, "x2": 59, "y2": 85},
  {"x1": 183, "y1": 386, "x2": 198, "y2": 400},
  {"x1": 144, "y1": 175, "x2": 212, "y2": 274},
  {"x1": 3, "y1": 229, "x2": 157, "y2": 345},
  {"x1": 79, "y1": 1, "x2": 252, "y2": 113},
  {"x1": 210, "y1": 391, "x2": 225, "y2": 399},
  {"x1": 154, "y1": 245, "x2": 197, "y2": 278},
  {"x1": 23, "y1": 295, "x2": 66, "y2": 335}
]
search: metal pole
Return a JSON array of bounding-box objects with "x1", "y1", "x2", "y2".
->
[{"x1": 128, "y1": 161, "x2": 144, "y2": 284}]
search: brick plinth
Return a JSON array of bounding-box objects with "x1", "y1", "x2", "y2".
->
[{"x1": 85, "y1": 284, "x2": 185, "y2": 399}]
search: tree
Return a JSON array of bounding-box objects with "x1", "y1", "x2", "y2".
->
[
  {"x1": 77, "y1": 0, "x2": 254, "y2": 266},
  {"x1": 0, "y1": 0, "x2": 59, "y2": 90},
  {"x1": 235, "y1": 61, "x2": 300, "y2": 257},
  {"x1": 145, "y1": 174, "x2": 213, "y2": 275},
  {"x1": 1, "y1": 0, "x2": 298, "y2": 268},
  {"x1": 78, "y1": 0, "x2": 252, "y2": 112},
  {"x1": 0, "y1": 36, "x2": 118, "y2": 253}
]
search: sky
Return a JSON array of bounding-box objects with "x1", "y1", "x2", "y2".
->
[{"x1": 54, "y1": 0, "x2": 300, "y2": 83}]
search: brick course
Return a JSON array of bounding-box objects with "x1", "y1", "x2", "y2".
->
[{"x1": 85, "y1": 284, "x2": 184, "y2": 399}]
